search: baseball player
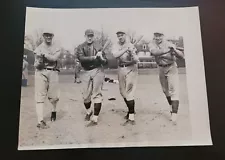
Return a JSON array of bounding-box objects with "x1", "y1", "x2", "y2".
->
[
  {"x1": 74, "y1": 48, "x2": 82, "y2": 83},
  {"x1": 149, "y1": 31, "x2": 184, "y2": 124},
  {"x1": 74, "y1": 59, "x2": 82, "y2": 83},
  {"x1": 22, "y1": 55, "x2": 29, "y2": 86},
  {"x1": 76, "y1": 29, "x2": 108, "y2": 127},
  {"x1": 112, "y1": 30, "x2": 139, "y2": 125},
  {"x1": 33, "y1": 29, "x2": 61, "y2": 129}
]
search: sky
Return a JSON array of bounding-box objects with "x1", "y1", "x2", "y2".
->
[{"x1": 25, "y1": 7, "x2": 188, "y2": 51}]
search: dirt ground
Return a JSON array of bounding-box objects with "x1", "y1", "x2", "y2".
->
[{"x1": 18, "y1": 69, "x2": 191, "y2": 149}]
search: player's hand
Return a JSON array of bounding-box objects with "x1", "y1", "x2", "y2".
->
[
  {"x1": 96, "y1": 51, "x2": 103, "y2": 57},
  {"x1": 127, "y1": 46, "x2": 135, "y2": 52},
  {"x1": 96, "y1": 51, "x2": 105, "y2": 61},
  {"x1": 168, "y1": 44, "x2": 176, "y2": 50},
  {"x1": 171, "y1": 51, "x2": 176, "y2": 55},
  {"x1": 132, "y1": 56, "x2": 139, "y2": 63},
  {"x1": 127, "y1": 47, "x2": 131, "y2": 51},
  {"x1": 39, "y1": 51, "x2": 46, "y2": 58}
]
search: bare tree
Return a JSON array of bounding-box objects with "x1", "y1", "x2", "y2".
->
[
  {"x1": 24, "y1": 28, "x2": 44, "y2": 51},
  {"x1": 34, "y1": 28, "x2": 44, "y2": 48},
  {"x1": 24, "y1": 35, "x2": 35, "y2": 51},
  {"x1": 127, "y1": 30, "x2": 137, "y2": 44},
  {"x1": 126, "y1": 29, "x2": 144, "y2": 47},
  {"x1": 93, "y1": 28, "x2": 112, "y2": 54}
]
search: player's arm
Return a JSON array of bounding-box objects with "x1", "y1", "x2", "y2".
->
[
  {"x1": 100, "y1": 51, "x2": 108, "y2": 65},
  {"x1": 33, "y1": 51, "x2": 45, "y2": 69},
  {"x1": 79, "y1": 56, "x2": 96, "y2": 62},
  {"x1": 112, "y1": 45, "x2": 129, "y2": 58},
  {"x1": 148, "y1": 42, "x2": 170, "y2": 56},
  {"x1": 130, "y1": 46, "x2": 139, "y2": 63},
  {"x1": 44, "y1": 48, "x2": 61, "y2": 61},
  {"x1": 33, "y1": 48, "x2": 42, "y2": 67},
  {"x1": 150, "y1": 47, "x2": 171, "y2": 56},
  {"x1": 172, "y1": 48, "x2": 185, "y2": 59},
  {"x1": 77, "y1": 45, "x2": 96, "y2": 62},
  {"x1": 167, "y1": 42, "x2": 185, "y2": 59}
]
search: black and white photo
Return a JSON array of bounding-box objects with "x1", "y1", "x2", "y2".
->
[{"x1": 19, "y1": 7, "x2": 211, "y2": 150}]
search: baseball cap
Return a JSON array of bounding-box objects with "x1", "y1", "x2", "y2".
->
[
  {"x1": 116, "y1": 30, "x2": 126, "y2": 35},
  {"x1": 43, "y1": 29, "x2": 54, "y2": 36},
  {"x1": 85, "y1": 29, "x2": 94, "y2": 36},
  {"x1": 154, "y1": 31, "x2": 164, "y2": 36}
]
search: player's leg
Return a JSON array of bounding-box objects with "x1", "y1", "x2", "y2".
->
[
  {"x1": 48, "y1": 70, "x2": 60, "y2": 121},
  {"x1": 123, "y1": 98, "x2": 129, "y2": 119},
  {"x1": 118, "y1": 68, "x2": 129, "y2": 118},
  {"x1": 118, "y1": 68, "x2": 126, "y2": 98},
  {"x1": 122, "y1": 67, "x2": 138, "y2": 125},
  {"x1": 35, "y1": 71, "x2": 49, "y2": 129},
  {"x1": 159, "y1": 67, "x2": 172, "y2": 112},
  {"x1": 87, "y1": 69, "x2": 105, "y2": 126},
  {"x1": 81, "y1": 71, "x2": 93, "y2": 121},
  {"x1": 167, "y1": 64, "x2": 180, "y2": 124}
]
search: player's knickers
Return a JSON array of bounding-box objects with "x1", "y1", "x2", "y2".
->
[
  {"x1": 159, "y1": 62, "x2": 179, "y2": 100},
  {"x1": 35, "y1": 69, "x2": 60, "y2": 103},
  {"x1": 118, "y1": 64, "x2": 138, "y2": 101},
  {"x1": 80, "y1": 67, "x2": 104, "y2": 103}
]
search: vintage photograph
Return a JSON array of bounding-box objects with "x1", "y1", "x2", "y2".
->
[{"x1": 19, "y1": 7, "x2": 211, "y2": 150}]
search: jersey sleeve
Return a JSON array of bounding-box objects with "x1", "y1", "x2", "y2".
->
[{"x1": 76, "y1": 44, "x2": 84, "y2": 61}]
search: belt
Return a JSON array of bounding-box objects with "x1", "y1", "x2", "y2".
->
[
  {"x1": 44, "y1": 68, "x2": 60, "y2": 72},
  {"x1": 158, "y1": 63, "x2": 173, "y2": 67},
  {"x1": 119, "y1": 63, "x2": 133, "y2": 67}
]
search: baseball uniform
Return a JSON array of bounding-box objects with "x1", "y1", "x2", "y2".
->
[
  {"x1": 77, "y1": 29, "x2": 108, "y2": 126},
  {"x1": 74, "y1": 48, "x2": 82, "y2": 83},
  {"x1": 150, "y1": 37, "x2": 183, "y2": 124},
  {"x1": 112, "y1": 41, "x2": 138, "y2": 101},
  {"x1": 150, "y1": 40, "x2": 179, "y2": 101},
  {"x1": 34, "y1": 39, "x2": 61, "y2": 128},
  {"x1": 112, "y1": 34, "x2": 139, "y2": 125}
]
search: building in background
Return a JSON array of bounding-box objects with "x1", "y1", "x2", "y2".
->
[{"x1": 135, "y1": 40, "x2": 157, "y2": 68}]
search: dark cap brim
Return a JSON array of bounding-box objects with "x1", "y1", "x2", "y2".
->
[
  {"x1": 86, "y1": 33, "x2": 94, "y2": 36},
  {"x1": 43, "y1": 33, "x2": 54, "y2": 36},
  {"x1": 154, "y1": 32, "x2": 164, "y2": 35},
  {"x1": 116, "y1": 31, "x2": 125, "y2": 34}
]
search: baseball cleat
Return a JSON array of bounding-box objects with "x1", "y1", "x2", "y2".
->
[
  {"x1": 74, "y1": 78, "x2": 82, "y2": 83},
  {"x1": 122, "y1": 119, "x2": 136, "y2": 126},
  {"x1": 171, "y1": 113, "x2": 177, "y2": 125},
  {"x1": 51, "y1": 112, "x2": 56, "y2": 121},
  {"x1": 85, "y1": 111, "x2": 93, "y2": 121},
  {"x1": 86, "y1": 121, "x2": 98, "y2": 127},
  {"x1": 37, "y1": 120, "x2": 49, "y2": 129},
  {"x1": 76, "y1": 80, "x2": 82, "y2": 84}
]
